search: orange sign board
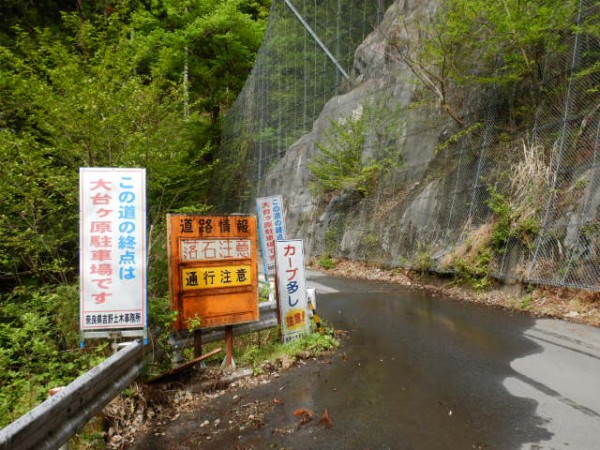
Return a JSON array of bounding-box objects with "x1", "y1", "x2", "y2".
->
[{"x1": 167, "y1": 214, "x2": 259, "y2": 330}]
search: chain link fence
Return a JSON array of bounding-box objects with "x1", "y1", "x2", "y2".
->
[
  {"x1": 217, "y1": 0, "x2": 394, "y2": 210},
  {"x1": 219, "y1": 0, "x2": 600, "y2": 291}
]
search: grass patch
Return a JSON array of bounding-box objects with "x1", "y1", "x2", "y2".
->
[
  {"x1": 317, "y1": 255, "x2": 339, "y2": 270},
  {"x1": 440, "y1": 224, "x2": 495, "y2": 289},
  {"x1": 236, "y1": 327, "x2": 339, "y2": 375},
  {"x1": 518, "y1": 294, "x2": 533, "y2": 310}
]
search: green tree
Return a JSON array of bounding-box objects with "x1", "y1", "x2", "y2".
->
[
  {"x1": 308, "y1": 100, "x2": 403, "y2": 196},
  {"x1": 131, "y1": 0, "x2": 269, "y2": 148},
  {"x1": 1, "y1": 16, "x2": 212, "y2": 286},
  {"x1": 0, "y1": 1, "x2": 268, "y2": 426},
  {"x1": 392, "y1": 0, "x2": 579, "y2": 126}
]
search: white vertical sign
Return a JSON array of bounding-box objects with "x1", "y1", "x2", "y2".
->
[
  {"x1": 80, "y1": 168, "x2": 147, "y2": 331},
  {"x1": 257, "y1": 195, "x2": 286, "y2": 275},
  {"x1": 275, "y1": 239, "x2": 309, "y2": 343}
]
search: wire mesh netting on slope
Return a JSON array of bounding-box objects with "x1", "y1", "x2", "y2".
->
[
  {"x1": 219, "y1": 0, "x2": 600, "y2": 291},
  {"x1": 218, "y1": 0, "x2": 395, "y2": 210}
]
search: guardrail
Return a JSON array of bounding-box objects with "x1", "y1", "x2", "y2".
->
[
  {"x1": 0, "y1": 301, "x2": 279, "y2": 449},
  {"x1": 0, "y1": 340, "x2": 145, "y2": 450},
  {"x1": 169, "y1": 300, "x2": 278, "y2": 351}
]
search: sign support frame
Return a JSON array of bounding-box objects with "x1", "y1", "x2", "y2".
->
[{"x1": 221, "y1": 326, "x2": 236, "y2": 370}]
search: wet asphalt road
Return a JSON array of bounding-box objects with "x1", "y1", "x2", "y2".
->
[{"x1": 134, "y1": 272, "x2": 600, "y2": 449}]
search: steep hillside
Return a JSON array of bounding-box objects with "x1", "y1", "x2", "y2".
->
[
  {"x1": 222, "y1": 0, "x2": 600, "y2": 289},
  {"x1": 227, "y1": 0, "x2": 600, "y2": 291},
  {"x1": 263, "y1": 0, "x2": 447, "y2": 259}
]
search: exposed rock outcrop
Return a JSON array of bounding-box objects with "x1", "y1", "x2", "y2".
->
[
  {"x1": 262, "y1": 0, "x2": 453, "y2": 262},
  {"x1": 259, "y1": 0, "x2": 600, "y2": 291}
]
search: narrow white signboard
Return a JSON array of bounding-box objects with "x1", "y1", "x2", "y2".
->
[
  {"x1": 80, "y1": 168, "x2": 147, "y2": 333},
  {"x1": 257, "y1": 195, "x2": 286, "y2": 275},
  {"x1": 275, "y1": 239, "x2": 309, "y2": 343}
]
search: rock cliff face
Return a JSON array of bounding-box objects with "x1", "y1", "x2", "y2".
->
[
  {"x1": 259, "y1": 0, "x2": 600, "y2": 290},
  {"x1": 262, "y1": 0, "x2": 456, "y2": 263}
]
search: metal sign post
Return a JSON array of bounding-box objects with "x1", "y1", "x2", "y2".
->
[{"x1": 221, "y1": 326, "x2": 236, "y2": 371}]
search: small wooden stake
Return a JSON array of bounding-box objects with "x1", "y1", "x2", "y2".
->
[{"x1": 147, "y1": 347, "x2": 222, "y2": 384}]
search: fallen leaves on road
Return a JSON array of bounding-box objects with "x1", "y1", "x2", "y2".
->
[
  {"x1": 293, "y1": 408, "x2": 313, "y2": 424},
  {"x1": 292, "y1": 407, "x2": 333, "y2": 429},
  {"x1": 319, "y1": 408, "x2": 333, "y2": 428}
]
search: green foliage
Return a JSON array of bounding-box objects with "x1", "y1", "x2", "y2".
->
[
  {"x1": 325, "y1": 227, "x2": 340, "y2": 256},
  {"x1": 519, "y1": 294, "x2": 533, "y2": 310},
  {"x1": 292, "y1": 330, "x2": 339, "y2": 354},
  {"x1": 563, "y1": 3, "x2": 600, "y2": 93},
  {"x1": 450, "y1": 251, "x2": 493, "y2": 290},
  {"x1": 210, "y1": 131, "x2": 256, "y2": 211},
  {"x1": 487, "y1": 180, "x2": 543, "y2": 254},
  {"x1": 235, "y1": 328, "x2": 279, "y2": 374},
  {"x1": 185, "y1": 314, "x2": 203, "y2": 332},
  {"x1": 397, "y1": 0, "x2": 579, "y2": 124},
  {"x1": 309, "y1": 116, "x2": 367, "y2": 194},
  {"x1": 448, "y1": 152, "x2": 548, "y2": 287},
  {"x1": 308, "y1": 102, "x2": 403, "y2": 196},
  {"x1": 486, "y1": 186, "x2": 513, "y2": 252},
  {"x1": 238, "y1": 329, "x2": 339, "y2": 375},
  {"x1": 413, "y1": 244, "x2": 435, "y2": 273},
  {"x1": 444, "y1": 0, "x2": 576, "y2": 85},
  {"x1": 318, "y1": 255, "x2": 338, "y2": 270},
  {"x1": 0, "y1": 11, "x2": 217, "y2": 288},
  {"x1": 147, "y1": 294, "x2": 178, "y2": 372},
  {"x1": 131, "y1": 0, "x2": 267, "y2": 139},
  {"x1": 0, "y1": 285, "x2": 110, "y2": 426},
  {"x1": 0, "y1": 0, "x2": 268, "y2": 427},
  {"x1": 436, "y1": 122, "x2": 482, "y2": 153},
  {"x1": 259, "y1": 281, "x2": 272, "y2": 302},
  {"x1": 438, "y1": 224, "x2": 496, "y2": 289},
  {"x1": 443, "y1": 177, "x2": 546, "y2": 289},
  {"x1": 361, "y1": 232, "x2": 379, "y2": 249}
]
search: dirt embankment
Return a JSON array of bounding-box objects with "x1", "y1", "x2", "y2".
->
[
  {"x1": 102, "y1": 354, "x2": 340, "y2": 449},
  {"x1": 312, "y1": 259, "x2": 600, "y2": 328}
]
